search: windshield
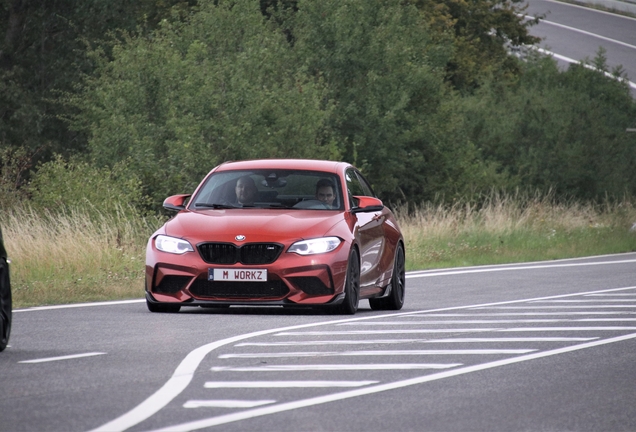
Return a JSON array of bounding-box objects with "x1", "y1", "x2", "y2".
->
[{"x1": 190, "y1": 169, "x2": 343, "y2": 210}]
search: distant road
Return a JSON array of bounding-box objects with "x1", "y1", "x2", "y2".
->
[{"x1": 524, "y1": 0, "x2": 636, "y2": 94}]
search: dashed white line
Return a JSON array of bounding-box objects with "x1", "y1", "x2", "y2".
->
[
  {"x1": 210, "y1": 364, "x2": 462, "y2": 372},
  {"x1": 500, "y1": 327, "x2": 636, "y2": 332},
  {"x1": 218, "y1": 349, "x2": 536, "y2": 359},
  {"x1": 204, "y1": 381, "x2": 378, "y2": 388},
  {"x1": 183, "y1": 400, "x2": 275, "y2": 409},
  {"x1": 235, "y1": 337, "x2": 596, "y2": 347},
  {"x1": 275, "y1": 329, "x2": 496, "y2": 336},
  {"x1": 19, "y1": 352, "x2": 106, "y2": 364}
]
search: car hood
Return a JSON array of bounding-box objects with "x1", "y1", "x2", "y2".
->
[{"x1": 163, "y1": 209, "x2": 345, "y2": 244}]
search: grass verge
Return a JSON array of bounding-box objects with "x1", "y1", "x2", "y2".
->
[
  {"x1": 1, "y1": 205, "x2": 163, "y2": 308},
  {"x1": 2, "y1": 193, "x2": 636, "y2": 308},
  {"x1": 398, "y1": 192, "x2": 636, "y2": 270}
]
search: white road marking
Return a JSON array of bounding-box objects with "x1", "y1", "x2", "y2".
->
[
  {"x1": 585, "y1": 294, "x2": 636, "y2": 297},
  {"x1": 19, "y1": 352, "x2": 106, "y2": 364},
  {"x1": 275, "y1": 329, "x2": 497, "y2": 336},
  {"x1": 204, "y1": 381, "x2": 378, "y2": 388},
  {"x1": 218, "y1": 349, "x2": 536, "y2": 359},
  {"x1": 183, "y1": 400, "x2": 275, "y2": 409},
  {"x1": 405, "y1": 260, "x2": 636, "y2": 279},
  {"x1": 15, "y1": 299, "x2": 144, "y2": 312},
  {"x1": 537, "y1": 0, "x2": 636, "y2": 20},
  {"x1": 235, "y1": 337, "x2": 596, "y2": 347},
  {"x1": 533, "y1": 48, "x2": 636, "y2": 90},
  {"x1": 210, "y1": 364, "x2": 462, "y2": 372},
  {"x1": 532, "y1": 299, "x2": 636, "y2": 303},
  {"x1": 148, "y1": 333, "x2": 636, "y2": 432},
  {"x1": 90, "y1": 279, "x2": 636, "y2": 432},
  {"x1": 499, "y1": 327, "x2": 636, "y2": 331},
  {"x1": 534, "y1": 17, "x2": 636, "y2": 50},
  {"x1": 338, "y1": 318, "x2": 636, "y2": 324},
  {"x1": 477, "y1": 305, "x2": 636, "y2": 309},
  {"x1": 413, "y1": 312, "x2": 636, "y2": 316},
  {"x1": 339, "y1": 319, "x2": 562, "y2": 324}
]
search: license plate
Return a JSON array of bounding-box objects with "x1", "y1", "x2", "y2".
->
[{"x1": 208, "y1": 268, "x2": 267, "y2": 282}]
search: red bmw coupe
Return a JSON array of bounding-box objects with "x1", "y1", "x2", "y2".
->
[{"x1": 145, "y1": 159, "x2": 405, "y2": 314}]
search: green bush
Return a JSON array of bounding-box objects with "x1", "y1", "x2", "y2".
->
[{"x1": 27, "y1": 155, "x2": 149, "y2": 218}]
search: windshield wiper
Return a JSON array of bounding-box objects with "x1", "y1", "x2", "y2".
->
[{"x1": 193, "y1": 203, "x2": 237, "y2": 209}]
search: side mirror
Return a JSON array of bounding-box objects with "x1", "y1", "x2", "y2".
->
[
  {"x1": 163, "y1": 194, "x2": 191, "y2": 212},
  {"x1": 351, "y1": 196, "x2": 384, "y2": 213}
]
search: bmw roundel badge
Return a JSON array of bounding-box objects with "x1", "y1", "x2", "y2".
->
[{"x1": 235, "y1": 235, "x2": 246, "y2": 241}]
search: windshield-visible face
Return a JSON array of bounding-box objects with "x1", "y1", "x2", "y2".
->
[{"x1": 190, "y1": 170, "x2": 343, "y2": 210}]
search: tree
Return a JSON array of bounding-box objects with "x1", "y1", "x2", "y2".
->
[
  {"x1": 462, "y1": 52, "x2": 636, "y2": 200},
  {"x1": 70, "y1": 0, "x2": 335, "y2": 205}
]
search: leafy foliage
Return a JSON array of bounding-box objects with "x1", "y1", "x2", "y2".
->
[
  {"x1": 70, "y1": 0, "x2": 335, "y2": 204},
  {"x1": 2, "y1": 0, "x2": 635, "y2": 213},
  {"x1": 462, "y1": 52, "x2": 636, "y2": 200},
  {"x1": 27, "y1": 155, "x2": 149, "y2": 218}
]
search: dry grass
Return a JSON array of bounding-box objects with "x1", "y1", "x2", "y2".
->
[
  {"x1": 2, "y1": 192, "x2": 635, "y2": 307},
  {"x1": 1, "y1": 205, "x2": 163, "y2": 308},
  {"x1": 396, "y1": 191, "x2": 636, "y2": 269}
]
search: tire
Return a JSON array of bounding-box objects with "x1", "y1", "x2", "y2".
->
[
  {"x1": 338, "y1": 248, "x2": 360, "y2": 315},
  {"x1": 0, "y1": 259, "x2": 12, "y2": 352},
  {"x1": 146, "y1": 298, "x2": 181, "y2": 313},
  {"x1": 369, "y1": 244, "x2": 405, "y2": 311}
]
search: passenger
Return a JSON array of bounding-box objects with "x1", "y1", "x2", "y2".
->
[{"x1": 315, "y1": 178, "x2": 336, "y2": 209}]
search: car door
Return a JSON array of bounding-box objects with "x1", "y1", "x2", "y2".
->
[{"x1": 345, "y1": 169, "x2": 386, "y2": 293}]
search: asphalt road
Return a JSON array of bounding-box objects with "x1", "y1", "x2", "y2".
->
[
  {"x1": 524, "y1": 0, "x2": 636, "y2": 95},
  {"x1": 2, "y1": 252, "x2": 635, "y2": 432}
]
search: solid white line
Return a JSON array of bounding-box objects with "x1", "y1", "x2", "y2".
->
[
  {"x1": 533, "y1": 299, "x2": 636, "y2": 302},
  {"x1": 218, "y1": 349, "x2": 536, "y2": 359},
  {"x1": 210, "y1": 364, "x2": 462, "y2": 372},
  {"x1": 15, "y1": 299, "x2": 144, "y2": 312},
  {"x1": 344, "y1": 318, "x2": 636, "y2": 323},
  {"x1": 405, "y1": 259, "x2": 636, "y2": 279},
  {"x1": 478, "y1": 305, "x2": 636, "y2": 309},
  {"x1": 204, "y1": 381, "x2": 378, "y2": 388},
  {"x1": 183, "y1": 400, "x2": 275, "y2": 409},
  {"x1": 148, "y1": 333, "x2": 636, "y2": 432},
  {"x1": 500, "y1": 326, "x2": 636, "y2": 331},
  {"x1": 235, "y1": 337, "x2": 596, "y2": 346},
  {"x1": 538, "y1": 0, "x2": 636, "y2": 20},
  {"x1": 413, "y1": 312, "x2": 636, "y2": 316},
  {"x1": 534, "y1": 48, "x2": 636, "y2": 90},
  {"x1": 19, "y1": 352, "x2": 106, "y2": 364},
  {"x1": 536, "y1": 18, "x2": 636, "y2": 50}
]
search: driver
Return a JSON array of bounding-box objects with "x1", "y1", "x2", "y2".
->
[{"x1": 235, "y1": 176, "x2": 257, "y2": 205}]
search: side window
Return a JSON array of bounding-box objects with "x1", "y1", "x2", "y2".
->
[
  {"x1": 345, "y1": 168, "x2": 375, "y2": 208},
  {"x1": 345, "y1": 169, "x2": 365, "y2": 199},
  {"x1": 354, "y1": 171, "x2": 374, "y2": 197}
]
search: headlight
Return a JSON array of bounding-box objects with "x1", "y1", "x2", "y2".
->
[
  {"x1": 288, "y1": 237, "x2": 341, "y2": 255},
  {"x1": 155, "y1": 235, "x2": 194, "y2": 254}
]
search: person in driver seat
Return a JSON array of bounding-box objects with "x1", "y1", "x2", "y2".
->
[{"x1": 235, "y1": 176, "x2": 257, "y2": 205}]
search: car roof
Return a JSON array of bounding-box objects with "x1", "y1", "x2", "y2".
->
[{"x1": 213, "y1": 159, "x2": 349, "y2": 174}]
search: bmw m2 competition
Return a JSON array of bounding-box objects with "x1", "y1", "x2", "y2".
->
[{"x1": 145, "y1": 159, "x2": 405, "y2": 314}]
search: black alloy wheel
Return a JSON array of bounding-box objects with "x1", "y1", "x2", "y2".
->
[
  {"x1": 0, "y1": 258, "x2": 12, "y2": 352},
  {"x1": 369, "y1": 244, "x2": 405, "y2": 311},
  {"x1": 338, "y1": 248, "x2": 360, "y2": 315}
]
